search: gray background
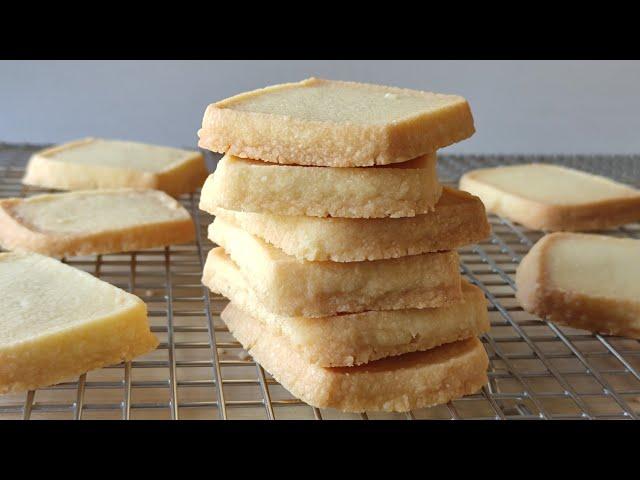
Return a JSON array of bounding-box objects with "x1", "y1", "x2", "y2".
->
[{"x1": 1, "y1": 60, "x2": 639, "y2": 154}]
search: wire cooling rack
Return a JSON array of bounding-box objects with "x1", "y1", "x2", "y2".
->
[{"x1": 1, "y1": 142, "x2": 640, "y2": 420}]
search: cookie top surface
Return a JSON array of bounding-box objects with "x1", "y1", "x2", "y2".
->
[
  {"x1": 464, "y1": 163, "x2": 639, "y2": 205},
  {"x1": 2, "y1": 189, "x2": 190, "y2": 234},
  {"x1": 39, "y1": 138, "x2": 199, "y2": 172},
  {"x1": 544, "y1": 233, "x2": 640, "y2": 301},
  {"x1": 0, "y1": 252, "x2": 143, "y2": 344},
  {"x1": 219, "y1": 78, "x2": 466, "y2": 125},
  {"x1": 199, "y1": 78, "x2": 474, "y2": 167}
]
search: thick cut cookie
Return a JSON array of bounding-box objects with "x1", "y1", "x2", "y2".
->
[
  {"x1": 198, "y1": 77, "x2": 474, "y2": 167},
  {"x1": 221, "y1": 303, "x2": 488, "y2": 413},
  {"x1": 199, "y1": 153, "x2": 441, "y2": 218},
  {"x1": 516, "y1": 232, "x2": 640, "y2": 338},
  {"x1": 0, "y1": 252, "x2": 158, "y2": 394},
  {"x1": 460, "y1": 163, "x2": 640, "y2": 231},
  {"x1": 23, "y1": 138, "x2": 208, "y2": 196},
  {"x1": 212, "y1": 187, "x2": 490, "y2": 261},
  {"x1": 205, "y1": 218, "x2": 462, "y2": 317},
  {"x1": 0, "y1": 189, "x2": 194, "y2": 257},
  {"x1": 205, "y1": 249, "x2": 489, "y2": 367}
]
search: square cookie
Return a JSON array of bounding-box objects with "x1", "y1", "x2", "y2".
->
[
  {"x1": 460, "y1": 163, "x2": 640, "y2": 231},
  {"x1": 221, "y1": 303, "x2": 488, "y2": 413},
  {"x1": 0, "y1": 252, "x2": 158, "y2": 394},
  {"x1": 205, "y1": 248, "x2": 489, "y2": 367},
  {"x1": 517, "y1": 232, "x2": 640, "y2": 338},
  {"x1": 0, "y1": 189, "x2": 194, "y2": 257},
  {"x1": 23, "y1": 138, "x2": 208, "y2": 197},
  {"x1": 200, "y1": 152, "x2": 441, "y2": 218},
  {"x1": 204, "y1": 217, "x2": 462, "y2": 317},
  {"x1": 199, "y1": 77, "x2": 474, "y2": 167},
  {"x1": 212, "y1": 187, "x2": 490, "y2": 261}
]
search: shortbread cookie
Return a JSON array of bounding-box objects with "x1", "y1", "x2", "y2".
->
[
  {"x1": 206, "y1": 249, "x2": 488, "y2": 366},
  {"x1": 199, "y1": 153, "x2": 441, "y2": 218},
  {"x1": 0, "y1": 189, "x2": 195, "y2": 257},
  {"x1": 0, "y1": 252, "x2": 158, "y2": 394},
  {"x1": 516, "y1": 233, "x2": 640, "y2": 339},
  {"x1": 198, "y1": 77, "x2": 474, "y2": 167},
  {"x1": 212, "y1": 187, "x2": 490, "y2": 261},
  {"x1": 222, "y1": 303, "x2": 488, "y2": 412},
  {"x1": 205, "y1": 219, "x2": 461, "y2": 317},
  {"x1": 23, "y1": 138, "x2": 208, "y2": 196},
  {"x1": 460, "y1": 163, "x2": 640, "y2": 231},
  {"x1": 516, "y1": 232, "x2": 640, "y2": 338}
]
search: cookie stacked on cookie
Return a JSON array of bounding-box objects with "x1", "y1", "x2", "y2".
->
[{"x1": 199, "y1": 78, "x2": 491, "y2": 412}]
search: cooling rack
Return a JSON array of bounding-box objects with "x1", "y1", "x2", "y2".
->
[{"x1": 1, "y1": 142, "x2": 639, "y2": 420}]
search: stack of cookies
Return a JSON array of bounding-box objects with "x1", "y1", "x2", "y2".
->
[{"x1": 198, "y1": 78, "x2": 491, "y2": 413}]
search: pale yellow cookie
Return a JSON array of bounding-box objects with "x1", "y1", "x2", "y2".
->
[
  {"x1": 516, "y1": 232, "x2": 640, "y2": 338},
  {"x1": 23, "y1": 138, "x2": 208, "y2": 196},
  {"x1": 204, "y1": 222, "x2": 461, "y2": 318},
  {"x1": 205, "y1": 249, "x2": 489, "y2": 367},
  {"x1": 199, "y1": 153, "x2": 441, "y2": 218},
  {"x1": 0, "y1": 252, "x2": 158, "y2": 394},
  {"x1": 0, "y1": 189, "x2": 195, "y2": 257},
  {"x1": 199, "y1": 77, "x2": 474, "y2": 167},
  {"x1": 221, "y1": 303, "x2": 488, "y2": 412},
  {"x1": 460, "y1": 163, "x2": 640, "y2": 231},
  {"x1": 212, "y1": 187, "x2": 490, "y2": 261}
]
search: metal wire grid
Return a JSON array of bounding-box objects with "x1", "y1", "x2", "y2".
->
[{"x1": 1, "y1": 143, "x2": 640, "y2": 420}]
